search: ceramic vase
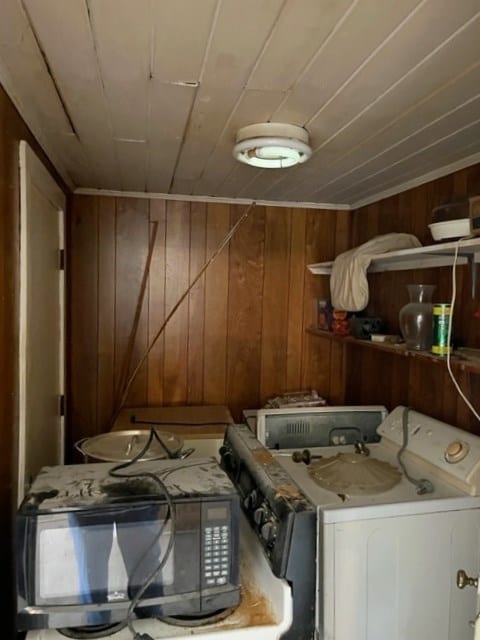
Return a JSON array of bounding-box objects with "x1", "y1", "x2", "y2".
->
[{"x1": 399, "y1": 284, "x2": 436, "y2": 350}]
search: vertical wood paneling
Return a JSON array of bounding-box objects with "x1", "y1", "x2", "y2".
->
[
  {"x1": 163, "y1": 201, "x2": 190, "y2": 404},
  {"x1": 67, "y1": 160, "x2": 480, "y2": 447},
  {"x1": 147, "y1": 199, "x2": 166, "y2": 405},
  {"x1": 96, "y1": 196, "x2": 116, "y2": 432},
  {"x1": 203, "y1": 203, "x2": 230, "y2": 405},
  {"x1": 187, "y1": 202, "x2": 207, "y2": 404},
  {"x1": 69, "y1": 196, "x2": 98, "y2": 445},
  {"x1": 227, "y1": 205, "x2": 264, "y2": 418},
  {"x1": 347, "y1": 162, "x2": 480, "y2": 433},
  {"x1": 301, "y1": 210, "x2": 336, "y2": 396},
  {"x1": 68, "y1": 196, "x2": 348, "y2": 437},
  {"x1": 261, "y1": 207, "x2": 290, "y2": 402},
  {"x1": 286, "y1": 209, "x2": 307, "y2": 391},
  {"x1": 114, "y1": 198, "x2": 150, "y2": 406}
]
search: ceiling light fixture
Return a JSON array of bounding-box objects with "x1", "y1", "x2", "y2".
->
[{"x1": 233, "y1": 122, "x2": 312, "y2": 169}]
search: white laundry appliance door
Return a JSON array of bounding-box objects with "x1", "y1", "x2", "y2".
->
[{"x1": 320, "y1": 508, "x2": 480, "y2": 640}]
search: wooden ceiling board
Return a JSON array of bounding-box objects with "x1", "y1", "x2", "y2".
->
[
  {"x1": 351, "y1": 143, "x2": 480, "y2": 208},
  {"x1": 146, "y1": 82, "x2": 197, "y2": 192},
  {"x1": 246, "y1": 0, "x2": 354, "y2": 92},
  {"x1": 214, "y1": 163, "x2": 262, "y2": 200},
  {"x1": 272, "y1": 0, "x2": 423, "y2": 126},
  {"x1": 225, "y1": 0, "x2": 428, "y2": 201},
  {"x1": 315, "y1": 96, "x2": 480, "y2": 201},
  {"x1": 88, "y1": 0, "x2": 152, "y2": 141},
  {"x1": 115, "y1": 139, "x2": 147, "y2": 191},
  {"x1": 256, "y1": 5, "x2": 480, "y2": 202},
  {"x1": 333, "y1": 119, "x2": 480, "y2": 203},
  {"x1": 199, "y1": 0, "x2": 284, "y2": 89},
  {"x1": 193, "y1": 89, "x2": 286, "y2": 197},
  {"x1": 0, "y1": 1, "x2": 73, "y2": 137},
  {"x1": 1, "y1": 0, "x2": 479, "y2": 204},
  {"x1": 151, "y1": 0, "x2": 217, "y2": 83},
  {"x1": 173, "y1": 0, "x2": 284, "y2": 183},
  {"x1": 172, "y1": 84, "x2": 245, "y2": 187},
  {"x1": 297, "y1": 61, "x2": 480, "y2": 201},
  {"x1": 303, "y1": 1, "x2": 480, "y2": 140},
  {"x1": 23, "y1": 0, "x2": 119, "y2": 189}
]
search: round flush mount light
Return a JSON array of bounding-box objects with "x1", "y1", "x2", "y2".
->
[{"x1": 233, "y1": 122, "x2": 312, "y2": 169}]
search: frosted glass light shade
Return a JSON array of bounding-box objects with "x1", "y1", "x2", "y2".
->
[{"x1": 233, "y1": 123, "x2": 312, "y2": 169}]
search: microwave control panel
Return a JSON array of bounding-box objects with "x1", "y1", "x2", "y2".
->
[{"x1": 201, "y1": 502, "x2": 232, "y2": 587}]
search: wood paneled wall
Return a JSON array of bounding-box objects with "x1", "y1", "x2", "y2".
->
[
  {"x1": 344, "y1": 163, "x2": 480, "y2": 433},
  {"x1": 67, "y1": 196, "x2": 349, "y2": 451},
  {"x1": 0, "y1": 85, "x2": 66, "y2": 635}
]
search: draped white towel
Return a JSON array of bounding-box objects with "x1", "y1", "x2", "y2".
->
[{"x1": 330, "y1": 233, "x2": 422, "y2": 311}]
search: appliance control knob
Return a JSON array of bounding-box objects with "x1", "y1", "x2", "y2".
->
[
  {"x1": 260, "y1": 520, "x2": 277, "y2": 545},
  {"x1": 253, "y1": 506, "x2": 267, "y2": 525},
  {"x1": 219, "y1": 446, "x2": 237, "y2": 473},
  {"x1": 445, "y1": 440, "x2": 469, "y2": 463},
  {"x1": 244, "y1": 490, "x2": 259, "y2": 510}
]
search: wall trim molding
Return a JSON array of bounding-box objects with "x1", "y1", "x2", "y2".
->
[{"x1": 73, "y1": 188, "x2": 352, "y2": 211}]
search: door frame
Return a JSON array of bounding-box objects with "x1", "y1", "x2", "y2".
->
[{"x1": 18, "y1": 140, "x2": 66, "y2": 503}]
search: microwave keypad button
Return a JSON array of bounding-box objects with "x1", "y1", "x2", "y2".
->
[
  {"x1": 217, "y1": 577, "x2": 227, "y2": 585},
  {"x1": 206, "y1": 578, "x2": 215, "y2": 586}
]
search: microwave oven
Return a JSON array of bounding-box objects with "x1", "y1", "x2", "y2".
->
[{"x1": 17, "y1": 458, "x2": 240, "y2": 631}]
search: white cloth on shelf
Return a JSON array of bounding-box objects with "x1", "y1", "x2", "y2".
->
[{"x1": 330, "y1": 233, "x2": 422, "y2": 312}]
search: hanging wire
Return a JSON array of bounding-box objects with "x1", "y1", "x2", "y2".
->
[
  {"x1": 107, "y1": 201, "x2": 256, "y2": 430},
  {"x1": 445, "y1": 237, "x2": 480, "y2": 423}
]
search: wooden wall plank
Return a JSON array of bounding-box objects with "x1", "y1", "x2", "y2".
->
[
  {"x1": 227, "y1": 205, "x2": 264, "y2": 418},
  {"x1": 114, "y1": 197, "x2": 149, "y2": 406},
  {"x1": 96, "y1": 196, "x2": 116, "y2": 432},
  {"x1": 260, "y1": 206, "x2": 290, "y2": 403},
  {"x1": 69, "y1": 195, "x2": 98, "y2": 446},
  {"x1": 187, "y1": 201, "x2": 206, "y2": 404},
  {"x1": 163, "y1": 200, "x2": 190, "y2": 404},
  {"x1": 302, "y1": 210, "x2": 336, "y2": 397},
  {"x1": 286, "y1": 209, "x2": 307, "y2": 391},
  {"x1": 203, "y1": 203, "x2": 230, "y2": 405},
  {"x1": 147, "y1": 199, "x2": 166, "y2": 405}
]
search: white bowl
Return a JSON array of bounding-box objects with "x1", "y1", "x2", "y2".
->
[{"x1": 428, "y1": 218, "x2": 470, "y2": 241}]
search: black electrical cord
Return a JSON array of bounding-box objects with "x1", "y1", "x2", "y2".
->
[
  {"x1": 62, "y1": 432, "x2": 215, "y2": 640},
  {"x1": 131, "y1": 416, "x2": 230, "y2": 427},
  {"x1": 106, "y1": 432, "x2": 214, "y2": 639},
  {"x1": 107, "y1": 428, "x2": 177, "y2": 640}
]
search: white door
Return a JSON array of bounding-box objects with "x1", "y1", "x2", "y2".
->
[{"x1": 18, "y1": 141, "x2": 66, "y2": 503}]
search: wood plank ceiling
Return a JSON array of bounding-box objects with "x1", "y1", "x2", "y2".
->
[{"x1": 0, "y1": 0, "x2": 479, "y2": 207}]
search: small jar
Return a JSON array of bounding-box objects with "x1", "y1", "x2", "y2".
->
[{"x1": 332, "y1": 309, "x2": 351, "y2": 336}]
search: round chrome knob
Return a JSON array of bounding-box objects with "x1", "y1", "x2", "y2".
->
[
  {"x1": 261, "y1": 520, "x2": 277, "y2": 545},
  {"x1": 445, "y1": 441, "x2": 469, "y2": 463},
  {"x1": 253, "y1": 506, "x2": 267, "y2": 526}
]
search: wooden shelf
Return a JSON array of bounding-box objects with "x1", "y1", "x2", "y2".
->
[
  {"x1": 306, "y1": 327, "x2": 480, "y2": 374},
  {"x1": 307, "y1": 237, "x2": 480, "y2": 275}
]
